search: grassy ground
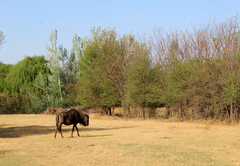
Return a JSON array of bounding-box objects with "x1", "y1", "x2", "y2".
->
[{"x1": 0, "y1": 113, "x2": 240, "y2": 166}]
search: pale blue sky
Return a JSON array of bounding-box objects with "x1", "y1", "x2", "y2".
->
[{"x1": 0, "y1": 0, "x2": 239, "y2": 64}]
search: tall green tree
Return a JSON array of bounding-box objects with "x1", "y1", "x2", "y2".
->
[
  {"x1": 2, "y1": 56, "x2": 49, "y2": 113},
  {"x1": 5, "y1": 55, "x2": 49, "y2": 95},
  {"x1": 93, "y1": 34, "x2": 143, "y2": 117},
  {"x1": 126, "y1": 54, "x2": 160, "y2": 119},
  {"x1": 0, "y1": 62, "x2": 12, "y2": 93},
  {"x1": 73, "y1": 27, "x2": 119, "y2": 108},
  {"x1": 76, "y1": 43, "x2": 101, "y2": 108},
  {"x1": 222, "y1": 53, "x2": 240, "y2": 122},
  {"x1": 74, "y1": 26, "x2": 148, "y2": 117},
  {"x1": 45, "y1": 29, "x2": 64, "y2": 102}
]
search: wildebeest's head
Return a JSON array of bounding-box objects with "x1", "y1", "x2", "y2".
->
[{"x1": 82, "y1": 113, "x2": 89, "y2": 126}]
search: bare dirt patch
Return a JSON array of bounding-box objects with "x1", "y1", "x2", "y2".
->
[{"x1": 0, "y1": 114, "x2": 240, "y2": 165}]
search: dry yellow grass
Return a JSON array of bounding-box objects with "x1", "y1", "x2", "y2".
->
[{"x1": 0, "y1": 114, "x2": 240, "y2": 166}]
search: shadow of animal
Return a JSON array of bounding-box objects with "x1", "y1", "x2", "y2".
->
[
  {"x1": 0, "y1": 125, "x2": 133, "y2": 138},
  {"x1": 0, "y1": 125, "x2": 57, "y2": 138}
]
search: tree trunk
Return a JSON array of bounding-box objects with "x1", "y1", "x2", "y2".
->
[
  {"x1": 226, "y1": 105, "x2": 230, "y2": 121},
  {"x1": 108, "y1": 107, "x2": 111, "y2": 116},
  {"x1": 112, "y1": 107, "x2": 115, "y2": 117},
  {"x1": 165, "y1": 106, "x2": 170, "y2": 119},
  {"x1": 142, "y1": 103, "x2": 145, "y2": 120},
  {"x1": 121, "y1": 96, "x2": 127, "y2": 118},
  {"x1": 58, "y1": 74, "x2": 62, "y2": 100},
  {"x1": 192, "y1": 108, "x2": 194, "y2": 120},
  {"x1": 127, "y1": 106, "x2": 131, "y2": 118},
  {"x1": 230, "y1": 102, "x2": 233, "y2": 122},
  {"x1": 235, "y1": 105, "x2": 238, "y2": 124},
  {"x1": 122, "y1": 106, "x2": 127, "y2": 118},
  {"x1": 237, "y1": 107, "x2": 239, "y2": 124},
  {"x1": 180, "y1": 108, "x2": 185, "y2": 120}
]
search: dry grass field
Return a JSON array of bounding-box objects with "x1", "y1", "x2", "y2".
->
[{"x1": 0, "y1": 113, "x2": 240, "y2": 166}]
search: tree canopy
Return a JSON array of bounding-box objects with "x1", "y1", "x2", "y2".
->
[
  {"x1": 2, "y1": 15, "x2": 240, "y2": 123},
  {"x1": 5, "y1": 55, "x2": 49, "y2": 96}
]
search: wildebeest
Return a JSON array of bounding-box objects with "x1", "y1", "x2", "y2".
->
[{"x1": 54, "y1": 108, "x2": 89, "y2": 138}]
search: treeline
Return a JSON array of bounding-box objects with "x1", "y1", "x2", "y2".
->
[
  {"x1": 0, "y1": 29, "x2": 79, "y2": 113},
  {"x1": 1, "y1": 16, "x2": 240, "y2": 122}
]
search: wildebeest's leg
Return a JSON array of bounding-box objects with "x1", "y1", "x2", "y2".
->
[
  {"x1": 54, "y1": 125, "x2": 64, "y2": 138},
  {"x1": 71, "y1": 125, "x2": 75, "y2": 137},
  {"x1": 59, "y1": 126, "x2": 64, "y2": 138},
  {"x1": 54, "y1": 128, "x2": 58, "y2": 138},
  {"x1": 75, "y1": 125, "x2": 80, "y2": 137}
]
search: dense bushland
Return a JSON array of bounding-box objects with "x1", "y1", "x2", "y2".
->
[
  {"x1": 146, "y1": 15, "x2": 240, "y2": 122},
  {"x1": 1, "y1": 16, "x2": 240, "y2": 122}
]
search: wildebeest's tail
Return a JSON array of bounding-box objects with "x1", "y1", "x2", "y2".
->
[{"x1": 56, "y1": 114, "x2": 59, "y2": 127}]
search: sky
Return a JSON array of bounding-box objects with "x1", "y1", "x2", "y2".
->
[{"x1": 0, "y1": 0, "x2": 240, "y2": 64}]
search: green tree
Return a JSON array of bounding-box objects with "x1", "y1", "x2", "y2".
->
[
  {"x1": 45, "y1": 29, "x2": 64, "y2": 102},
  {"x1": 2, "y1": 55, "x2": 49, "y2": 113},
  {"x1": 93, "y1": 34, "x2": 143, "y2": 117},
  {"x1": 44, "y1": 29, "x2": 80, "y2": 108},
  {"x1": 76, "y1": 43, "x2": 102, "y2": 108},
  {"x1": 126, "y1": 55, "x2": 160, "y2": 119},
  {"x1": 222, "y1": 53, "x2": 240, "y2": 122},
  {"x1": 5, "y1": 55, "x2": 49, "y2": 95},
  {"x1": 0, "y1": 62, "x2": 12, "y2": 93},
  {"x1": 72, "y1": 27, "x2": 119, "y2": 108},
  {"x1": 74, "y1": 27, "x2": 148, "y2": 117}
]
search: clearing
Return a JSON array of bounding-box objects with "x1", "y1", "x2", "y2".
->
[{"x1": 0, "y1": 114, "x2": 240, "y2": 166}]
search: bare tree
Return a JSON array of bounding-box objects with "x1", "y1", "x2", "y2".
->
[
  {"x1": 147, "y1": 15, "x2": 240, "y2": 121},
  {"x1": 0, "y1": 31, "x2": 6, "y2": 48}
]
